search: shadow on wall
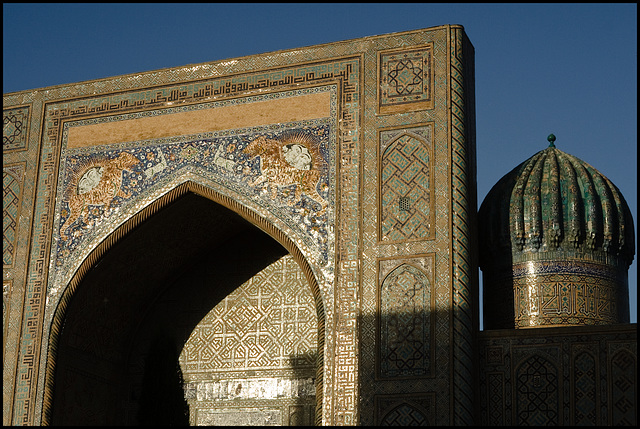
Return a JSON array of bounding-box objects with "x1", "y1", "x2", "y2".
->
[
  {"x1": 287, "y1": 350, "x2": 319, "y2": 426},
  {"x1": 137, "y1": 335, "x2": 189, "y2": 426}
]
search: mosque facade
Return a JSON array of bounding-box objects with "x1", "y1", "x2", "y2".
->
[{"x1": 3, "y1": 25, "x2": 636, "y2": 425}]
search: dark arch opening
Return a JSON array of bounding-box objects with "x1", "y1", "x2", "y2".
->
[{"x1": 44, "y1": 184, "x2": 324, "y2": 425}]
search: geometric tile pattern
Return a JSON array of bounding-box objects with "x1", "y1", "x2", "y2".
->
[
  {"x1": 572, "y1": 351, "x2": 597, "y2": 425},
  {"x1": 515, "y1": 354, "x2": 559, "y2": 425},
  {"x1": 478, "y1": 326, "x2": 637, "y2": 426},
  {"x1": 448, "y1": 27, "x2": 477, "y2": 425},
  {"x1": 610, "y1": 349, "x2": 636, "y2": 426},
  {"x1": 378, "y1": 45, "x2": 433, "y2": 114},
  {"x1": 378, "y1": 263, "x2": 432, "y2": 378},
  {"x1": 487, "y1": 372, "x2": 504, "y2": 425},
  {"x1": 379, "y1": 403, "x2": 428, "y2": 425},
  {"x1": 3, "y1": 106, "x2": 30, "y2": 152},
  {"x1": 379, "y1": 127, "x2": 433, "y2": 243},
  {"x1": 3, "y1": 166, "x2": 24, "y2": 266},
  {"x1": 179, "y1": 255, "x2": 318, "y2": 425},
  {"x1": 179, "y1": 255, "x2": 317, "y2": 373}
]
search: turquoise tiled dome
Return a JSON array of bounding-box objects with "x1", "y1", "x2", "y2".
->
[{"x1": 479, "y1": 135, "x2": 635, "y2": 329}]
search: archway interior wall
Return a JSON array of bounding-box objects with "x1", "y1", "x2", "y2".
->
[
  {"x1": 179, "y1": 254, "x2": 319, "y2": 426},
  {"x1": 4, "y1": 26, "x2": 477, "y2": 425}
]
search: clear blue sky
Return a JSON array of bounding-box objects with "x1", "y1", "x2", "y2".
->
[{"x1": 4, "y1": 3, "x2": 637, "y2": 325}]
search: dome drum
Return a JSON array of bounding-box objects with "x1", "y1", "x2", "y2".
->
[{"x1": 483, "y1": 259, "x2": 629, "y2": 329}]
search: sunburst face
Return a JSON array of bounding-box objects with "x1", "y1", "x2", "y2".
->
[
  {"x1": 279, "y1": 131, "x2": 323, "y2": 171},
  {"x1": 77, "y1": 166, "x2": 104, "y2": 195},
  {"x1": 283, "y1": 143, "x2": 312, "y2": 170},
  {"x1": 67, "y1": 157, "x2": 108, "y2": 198}
]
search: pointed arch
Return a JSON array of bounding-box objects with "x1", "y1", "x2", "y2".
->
[{"x1": 42, "y1": 180, "x2": 325, "y2": 425}]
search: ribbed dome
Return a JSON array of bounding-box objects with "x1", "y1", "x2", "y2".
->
[
  {"x1": 479, "y1": 135, "x2": 635, "y2": 329},
  {"x1": 479, "y1": 138, "x2": 635, "y2": 268}
]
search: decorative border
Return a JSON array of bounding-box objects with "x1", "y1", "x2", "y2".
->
[{"x1": 448, "y1": 26, "x2": 477, "y2": 425}]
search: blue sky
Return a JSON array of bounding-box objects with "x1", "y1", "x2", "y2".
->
[{"x1": 3, "y1": 3, "x2": 637, "y2": 325}]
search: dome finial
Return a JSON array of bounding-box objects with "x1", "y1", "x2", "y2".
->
[{"x1": 547, "y1": 133, "x2": 556, "y2": 148}]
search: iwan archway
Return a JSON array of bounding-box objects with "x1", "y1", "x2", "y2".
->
[
  {"x1": 44, "y1": 181, "x2": 325, "y2": 425},
  {"x1": 5, "y1": 26, "x2": 480, "y2": 425}
]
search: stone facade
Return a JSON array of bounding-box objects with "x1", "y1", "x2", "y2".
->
[{"x1": 3, "y1": 25, "x2": 636, "y2": 426}]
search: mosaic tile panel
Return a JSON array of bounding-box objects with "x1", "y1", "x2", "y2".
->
[
  {"x1": 3, "y1": 164, "x2": 25, "y2": 267},
  {"x1": 3, "y1": 106, "x2": 30, "y2": 152},
  {"x1": 478, "y1": 325, "x2": 637, "y2": 426},
  {"x1": 486, "y1": 372, "x2": 505, "y2": 425},
  {"x1": 515, "y1": 353, "x2": 560, "y2": 425},
  {"x1": 378, "y1": 45, "x2": 433, "y2": 114},
  {"x1": 52, "y1": 118, "x2": 334, "y2": 276},
  {"x1": 609, "y1": 348, "x2": 636, "y2": 425},
  {"x1": 377, "y1": 256, "x2": 434, "y2": 379},
  {"x1": 571, "y1": 349, "x2": 598, "y2": 425},
  {"x1": 379, "y1": 125, "x2": 434, "y2": 243},
  {"x1": 448, "y1": 25, "x2": 477, "y2": 425}
]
